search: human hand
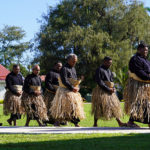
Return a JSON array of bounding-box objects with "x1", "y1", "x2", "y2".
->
[
  {"x1": 34, "y1": 91, "x2": 41, "y2": 96},
  {"x1": 109, "y1": 88, "x2": 115, "y2": 94},
  {"x1": 72, "y1": 87, "x2": 79, "y2": 93}
]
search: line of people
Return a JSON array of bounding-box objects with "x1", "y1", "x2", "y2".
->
[
  {"x1": 3, "y1": 43, "x2": 150, "y2": 128},
  {"x1": 3, "y1": 54, "x2": 85, "y2": 127},
  {"x1": 92, "y1": 43, "x2": 150, "y2": 128}
]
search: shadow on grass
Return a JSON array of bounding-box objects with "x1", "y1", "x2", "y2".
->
[{"x1": 0, "y1": 133, "x2": 150, "y2": 150}]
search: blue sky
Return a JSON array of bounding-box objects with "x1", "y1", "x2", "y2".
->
[
  {"x1": 0, "y1": 0, "x2": 150, "y2": 66},
  {"x1": 0, "y1": 0, "x2": 60, "y2": 42},
  {"x1": 144, "y1": 0, "x2": 150, "y2": 7},
  {"x1": 0, "y1": 0, "x2": 149, "y2": 42},
  {"x1": 0, "y1": 0, "x2": 149, "y2": 43}
]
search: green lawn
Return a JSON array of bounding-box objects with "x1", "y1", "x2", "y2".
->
[
  {"x1": 0, "y1": 103, "x2": 150, "y2": 150},
  {"x1": 0, "y1": 103, "x2": 148, "y2": 127},
  {"x1": 0, "y1": 133, "x2": 150, "y2": 150}
]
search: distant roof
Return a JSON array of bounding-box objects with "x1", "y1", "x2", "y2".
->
[{"x1": 0, "y1": 64, "x2": 10, "y2": 80}]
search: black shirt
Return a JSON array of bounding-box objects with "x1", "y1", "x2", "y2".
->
[
  {"x1": 23, "y1": 73, "x2": 42, "y2": 94},
  {"x1": 95, "y1": 65, "x2": 113, "y2": 92},
  {"x1": 45, "y1": 69, "x2": 60, "y2": 92},
  {"x1": 6, "y1": 72, "x2": 23, "y2": 94},
  {"x1": 129, "y1": 53, "x2": 150, "y2": 80},
  {"x1": 60, "y1": 63, "x2": 77, "y2": 91}
]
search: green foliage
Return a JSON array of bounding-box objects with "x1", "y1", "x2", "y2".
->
[
  {"x1": 19, "y1": 65, "x2": 29, "y2": 77},
  {"x1": 0, "y1": 100, "x2": 3, "y2": 104},
  {"x1": 0, "y1": 25, "x2": 31, "y2": 67},
  {"x1": 34, "y1": 0, "x2": 150, "y2": 91},
  {"x1": 115, "y1": 66, "x2": 128, "y2": 99}
]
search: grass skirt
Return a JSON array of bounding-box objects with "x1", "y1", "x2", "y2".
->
[
  {"x1": 124, "y1": 78, "x2": 150, "y2": 123},
  {"x1": 22, "y1": 92, "x2": 48, "y2": 121},
  {"x1": 3, "y1": 91, "x2": 24, "y2": 116},
  {"x1": 44, "y1": 90, "x2": 55, "y2": 119},
  {"x1": 92, "y1": 86, "x2": 122, "y2": 120},
  {"x1": 50, "y1": 87, "x2": 85, "y2": 121}
]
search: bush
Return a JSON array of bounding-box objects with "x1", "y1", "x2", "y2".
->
[{"x1": 0, "y1": 100, "x2": 4, "y2": 104}]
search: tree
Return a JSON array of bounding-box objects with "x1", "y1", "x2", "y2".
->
[
  {"x1": 0, "y1": 25, "x2": 31, "y2": 67},
  {"x1": 34, "y1": 0, "x2": 150, "y2": 94}
]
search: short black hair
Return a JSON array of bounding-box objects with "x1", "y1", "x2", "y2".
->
[
  {"x1": 13, "y1": 64, "x2": 19, "y2": 69},
  {"x1": 137, "y1": 43, "x2": 148, "y2": 50},
  {"x1": 54, "y1": 61, "x2": 62, "y2": 66},
  {"x1": 103, "y1": 56, "x2": 112, "y2": 61}
]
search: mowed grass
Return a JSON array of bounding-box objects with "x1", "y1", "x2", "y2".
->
[
  {"x1": 0, "y1": 133, "x2": 150, "y2": 150},
  {"x1": 0, "y1": 103, "x2": 148, "y2": 127},
  {"x1": 0, "y1": 103, "x2": 150, "y2": 150}
]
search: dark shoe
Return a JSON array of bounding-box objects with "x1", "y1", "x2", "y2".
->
[
  {"x1": 54, "y1": 121, "x2": 60, "y2": 127},
  {"x1": 75, "y1": 124, "x2": 80, "y2": 127},
  {"x1": 42, "y1": 121, "x2": 47, "y2": 126},
  {"x1": 14, "y1": 120, "x2": 16, "y2": 126},
  {"x1": 48, "y1": 120, "x2": 55, "y2": 125},
  {"x1": 7, "y1": 119, "x2": 12, "y2": 126},
  {"x1": 0, "y1": 123, "x2": 2, "y2": 126},
  {"x1": 93, "y1": 124, "x2": 98, "y2": 127},
  {"x1": 60, "y1": 121, "x2": 68, "y2": 125}
]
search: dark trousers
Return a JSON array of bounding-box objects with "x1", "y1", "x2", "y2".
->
[{"x1": 10, "y1": 113, "x2": 21, "y2": 120}]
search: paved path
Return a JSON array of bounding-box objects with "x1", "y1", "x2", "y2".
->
[{"x1": 0, "y1": 127, "x2": 150, "y2": 134}]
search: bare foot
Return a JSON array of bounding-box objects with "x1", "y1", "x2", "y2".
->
[
  {"x1": 127, "y1": 121, "x2": 140, "y2": 128},
  {"x1": 118, "y1": 122, "x2": 128, "y2": 127},
  {"x1": 116, "y1": 118, "x2": 127, "y2": 127}
]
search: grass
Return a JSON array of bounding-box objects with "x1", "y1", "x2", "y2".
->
[
  {"x1": 0, "y1": 103, "x2": 148, "y2": 127},
  {"x1": 0, "y1": 133, "x2": 150, "y2": 150},
  {"x1": 0, "y1": 103, "x2": 149, "y2": 150}
]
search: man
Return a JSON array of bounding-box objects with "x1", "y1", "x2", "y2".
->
[
  {"x1": 92, "y1": 56, "x2": 126, "y2": 127},
  {"x1": 124, "y1": 43, "x2": 150, "y2": 127},
  {"x1": 50, "y1": 54, "x2": 85, "y2": 127},
  {"x1": 44, "y1": 62, "x2": 62, "y2": 124},
  {"x1": 22, "y1": 65, "x2": 48, "y2": 126},
  {"x1": 4, "y1": 64, "x2": 24, "y2": 126}
]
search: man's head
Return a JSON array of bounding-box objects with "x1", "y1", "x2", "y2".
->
[
  {"x1": 67, "y1": 54, "x2": 78, "y2": 67},
  {"x1": 137, "y1": 43, "x2": 149, "y2": 58},
  {"x1": 103, "y1": 56, "x2": 112, "y2": 68},
  {"x1": 32, "y1": 64, "x2": 40, "y2": 75},
  {"x1": 54, "y1": 61, "x2": 62, "y2": 72},
  {"x1": 12, "y1": 64, "x2": 20, "y2": 75}
]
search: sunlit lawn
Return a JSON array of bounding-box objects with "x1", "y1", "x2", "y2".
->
[
  {"x1": 0, "y1": 133, "x2": 150, "y2": 150},
  {"x1": 0, "y1": 103, "x2": 148, "y2": 127},
  {"x1": 0, "y1": 103, "x2": 149, "y2": 150}
]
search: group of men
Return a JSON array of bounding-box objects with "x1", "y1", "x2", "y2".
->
[
  {"x1": 3, "y1": 43, "x2": 150, "y2": 128},
  {"x1": 92, "y1": 43, "x2": 150, "y2": 128},
  {"x1": 3, "y1": 54, "x2": 84, "y2": 127}
]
